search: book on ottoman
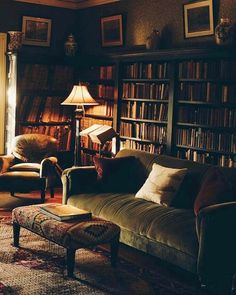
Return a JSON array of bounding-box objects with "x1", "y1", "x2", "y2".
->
[{"x1": 40, "y1": 204, "x2": 92, "y2": 221}]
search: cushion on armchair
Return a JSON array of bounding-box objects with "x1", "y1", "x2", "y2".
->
[
  {"x1": 194, "y1": 167, "x2": 235, "y2": 215},
  {"x1": 93, "y1": 156, "x2": 144, "y2": 193}
]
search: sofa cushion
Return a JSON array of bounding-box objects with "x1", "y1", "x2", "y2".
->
[
  {"x1": 135, "y1": 163, "x2": 187, "y2": 206},
  {"x1": 93, "y1": 156, "x2": 144, "y2": 193},
  {"x1": 67, "y1": 192, "x2": 198, "y2": 258},
  {"x1": 194, "y1": 167, "x2": 235, "y2": 215}
]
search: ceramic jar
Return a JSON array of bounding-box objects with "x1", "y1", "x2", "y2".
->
[
  {"x1": 64, "y1": 33, "x2": 78, "y2": 56},
  {"x1": 215, "y1": 18, "x2": 235, "y2": 46},
  {"x1": 146, "y1": 29, "x2": 160, "y2": 50},
  {"x1": 8, "y1": 31, "x2": 23, "y2": 52}
]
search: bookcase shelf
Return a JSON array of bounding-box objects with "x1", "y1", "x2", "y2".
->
[{"x1": 120, "y1": 117, "x2": 167, "y2": 124}]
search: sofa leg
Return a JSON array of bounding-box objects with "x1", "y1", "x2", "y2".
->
[
  {"x1": 40, "y1": 189, "x2": 46, "y2": 203},
  {"x1": 110, "y1": 236, "x2": 119, "y2": 267},
  {"x1": 10, "y1": 191, "x2": 15, "y2": 197},
  {"x1": 13, "y1": 222, "x2": 20, "y2": 247},
  {"x1": 67, "y1": 248, "x2": 76, "y2": 278},
  {"x1": 50, "y1": 187, "x2": 54, "y2": 198}
]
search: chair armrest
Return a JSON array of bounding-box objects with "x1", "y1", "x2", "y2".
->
[
  {"x1": 0, "y1": 155, "x2": 15, "y2": 173},
  {"x1": 40, "y1": 157, "x2": 63, "y2": 188},
  {"x1": 61, "y1": 166, "x2": 97, "y2": 205},
  {"x1": 196, "y1": 202, "x2": 236, "y2": 288}
]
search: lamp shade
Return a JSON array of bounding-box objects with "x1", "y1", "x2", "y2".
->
[{"x1": 61, "y1": 84, "x2": 98, "y2": 106}]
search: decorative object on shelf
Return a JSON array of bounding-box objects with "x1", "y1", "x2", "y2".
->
[
  {"x1": 62, "y1": 83, "x2": 98, "y2": 166},
  {"x1": 183, "y1": 0, "x2": 214, "y2": 38},
  {"x1": 215, "y1": 18, "x2": 235, "y2": 46},
  {"x1": 146, "y1": 29, "x2": 160, "y2": 50},
  {"x1": 64, "y1": 33, "x2": 78, "y2": 56},
  {"x1": 22, "y1": 16, "x2": 52, "y2": 47},
  {"x1": 101, "y1": 14, "x2": 123, "y2": 47},
  {"x1": 7, "y1": 31, "x2": 23, "y2": 52}
]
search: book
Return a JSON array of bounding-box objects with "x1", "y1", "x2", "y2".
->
[{"x1": 40, "y1": 204, "x2": 92, "y2": 221}]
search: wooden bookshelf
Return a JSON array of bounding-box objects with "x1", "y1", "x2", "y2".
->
[
  {"x1": 12, "y1": 53, "x2": 75, "y2": 166},
  {"x1": 78, "y1": 60, "x2": 117, "y2": 165}
]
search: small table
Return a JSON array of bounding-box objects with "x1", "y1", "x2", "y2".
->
[{"x1": 12, "y1": 204, "x2": 120, "y2": 277}]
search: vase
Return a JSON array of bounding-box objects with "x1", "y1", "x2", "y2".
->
[
  {"x1": 8, "y1": 31, "x2": 23, "y2": 52},
  {"x1": 146, "y1": 29, "x2": 160, "y2": 50},
  {"x1": 64, "y1": 33, "x2": 78, "y2": 56},
  {"x1": 215, "y1": 18, "x2": 235, "y2": 46}
]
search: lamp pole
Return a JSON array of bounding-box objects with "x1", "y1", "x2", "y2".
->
[{"x1": 74, "y1": 106, "x2": 84, "y2": 166}]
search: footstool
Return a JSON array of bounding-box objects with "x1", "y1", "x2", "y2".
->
[{"x1": 12, "y1": 204, "x2": 120, "y2": 277}]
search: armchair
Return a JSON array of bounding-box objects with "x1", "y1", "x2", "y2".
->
[{"x1": 0, "y1": 133, "x2": 62, "y2": 202}]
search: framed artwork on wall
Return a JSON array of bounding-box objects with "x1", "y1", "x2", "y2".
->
[
  {"x1": 22, "y1": 16, "x2": 52, "y2": 47},
  {"x1": 101, "y1": 14, "x2": 123, "y2": 47},
  {"x1": 183, "y1": 0, "x2": 214, "y2": 38}
]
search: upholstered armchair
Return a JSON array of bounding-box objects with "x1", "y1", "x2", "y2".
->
[{"x1": 0, "y1": 134, "x2": 63, "y2": 202}]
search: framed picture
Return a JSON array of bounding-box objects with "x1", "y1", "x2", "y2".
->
[
  {"x1": 101, "y1": 14, "x2": 123, "y2": 47},
  {"x1": 183, "y1": 0, "x2": 214, "y2": 38},
  {"x1": 22, "y1": 16, "x2": 52, "y2": 47}
]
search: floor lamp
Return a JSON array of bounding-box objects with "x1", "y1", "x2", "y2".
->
[{"x1": 61, "y1": 83, "x2": 98, "y2": 166}]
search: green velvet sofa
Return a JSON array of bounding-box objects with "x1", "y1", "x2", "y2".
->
[{"x1": 62, "y1": 149, "x2": 236, "y2": 293}]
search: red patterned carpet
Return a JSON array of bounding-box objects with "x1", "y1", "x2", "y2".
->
[{"x1": 0, "y1": 189, "x2": 210, "y2": 295}]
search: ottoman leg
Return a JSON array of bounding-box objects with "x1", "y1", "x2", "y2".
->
[
  {"x1": 13, "y1": 222, "x2": 20, "y2": 247},
  {"x1": 67, "y1": 248, "x2": 76, "y2": 277},
  {"x1": 110, "y1": 237, "x2": 119, "y2": 267}
]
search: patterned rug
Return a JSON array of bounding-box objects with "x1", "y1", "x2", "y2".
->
[{"x1": 0, "y1": 221, "x2": 203, "y2": 295}]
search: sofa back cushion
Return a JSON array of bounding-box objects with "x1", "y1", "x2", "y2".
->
[
  {"x1": 93, "y1": 155, "x2": 145, "y2": 193},
  {"x1": 116, "y1": 149, "x2": 210, "y2": 209},
  {"x1": 194, "y1": 167, "x2": 236, "y2": 215}
]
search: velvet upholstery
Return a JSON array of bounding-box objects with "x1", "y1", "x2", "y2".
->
[
  {"x1": 0, "y1": 134, "x2": 62, "y2": 201},
  {"x1": 62, "y1": 149, "x2": 236, "y2": 288}
]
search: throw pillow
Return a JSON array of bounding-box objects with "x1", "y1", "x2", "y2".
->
[
  {"x1": 93, "y1": 156, "x2": 144, "y2": 193},
  {"x1": 194, "y1": 167, "x2": 234, "y2": 216},
  {"x1": 135, "y1": 163, "x2": 187, "y2": 206}
]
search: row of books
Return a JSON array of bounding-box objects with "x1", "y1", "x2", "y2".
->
[
  {"x1": 81, "y1": 152, "x2": 94, "y2": 166},
  {"x1": 100, "y1": 65, "x2": 115, "y2": 80},
  {"x1": 121, "y1": 101, "x2": 168, "y2": 121},
  {"x1": 178, "y1": 59, "x2": 236, "y2": 80},
  {"x1": 20, "y1": 125, "x2": 72, "y2": 151},
  {"x1": 178, "y1": 82, "x2": 236, "y2": 103},
  {"x1": 176, "y1": 149, "x2": 236, "y2": 168},
  {"x1": 86, "y1": 101, "x2": 114, "y2": 117},
  {"x1": 120, "y1": 140, "x2": 164, "y2": 154},
  {"x1": 178, "y1": 106, "x2": 236, "y2": 128},
  {"x1": 19, "y1": 96, "x2": 72, "y2": 123},
  {"x1": 123, "y1": 62, "x2": 169, "y2": 79},
  {"x1": 175, "y1": 128, "x2": 236, "y2": 153},
  {"x1": 122, "y1": 82, "x2": 169, "y2": 100},
  {"x1": 20, "y1": 64, "x2": 74, "y2": 91},
  {"x1": 120, "y1": 122, "x2": 167, "y2": 143}
]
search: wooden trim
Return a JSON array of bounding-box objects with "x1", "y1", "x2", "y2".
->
[
  {"x1": 0, "y1": 33, "x2": 7, "y2": 154},
  {"x1": 14, "y1": 0, "x2": 119, "y2": 9}
]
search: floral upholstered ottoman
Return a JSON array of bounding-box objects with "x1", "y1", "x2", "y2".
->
[{"x1": 12, "y1": 204, "x2": 120, "y2": 277}]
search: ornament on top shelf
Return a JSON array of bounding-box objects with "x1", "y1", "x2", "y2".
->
[
  {"x1": 7, "y1": 31, "x2": 23, "y2": 52},
  {"x1": 146, "y1": 29, "x2": 160, "y2": 50},
  {"x1": 64, "y1": 33, "x2": 78, "y2": 56},
  {"x1": 215, "y1": 18, "x2": 236, "y2": 46}
]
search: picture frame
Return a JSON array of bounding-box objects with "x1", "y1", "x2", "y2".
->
[
  {"x1": 101, "y1": 14, "x2": 123, "y2": 47},
  {"x1": 22, "y1": 16, "x2": 52, "y2": 47},
  {"x1": 183, "y1": 0, "x2": 214, "y2": 38}
]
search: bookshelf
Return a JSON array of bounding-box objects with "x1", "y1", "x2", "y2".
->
[
  {"x1": 118, "y1": 57, "x2": 173, "y2": 155},
  {"x1": 11, "y1": 53, "x2": 75, "y2": 167},
  {"x1": 174, "y1": 53, "x2": 236, "y2": 167},
  {"x1": 79, "y1": 60, "x2": 117, "y2": 165}
]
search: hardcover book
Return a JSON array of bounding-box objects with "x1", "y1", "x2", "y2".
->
[{"x1": 40, "y1": 204, "x2": 92, "y2": 221}]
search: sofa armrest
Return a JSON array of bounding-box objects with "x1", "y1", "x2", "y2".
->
[
  {"x1": 0, "y1": 155, "x2": 15, "y2": 173},
  {"x1": 196, "y1": 202, "x2": 236, "y2": 289},
  {"x1": 61, "y1": 166, "x2": 97, "y2": 204}
]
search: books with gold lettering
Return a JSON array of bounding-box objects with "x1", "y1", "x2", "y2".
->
[{"x1": 40, "y1": 204, "x2": 92, "y2": 221}]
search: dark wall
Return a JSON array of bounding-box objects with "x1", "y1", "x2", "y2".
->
[
  {"x1": 76, "y1": 0, "x2": 236, "y2": 55},
  {"x1": 0, "y1": 0, "x2": 77, "y2": 57}
]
